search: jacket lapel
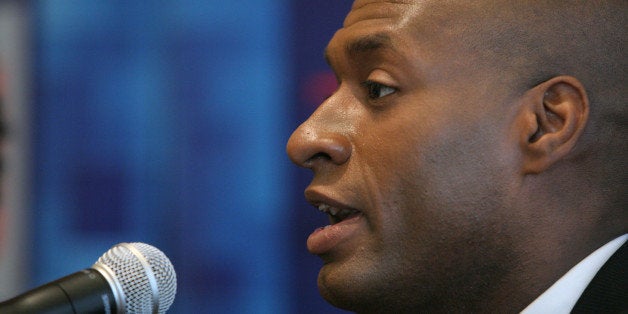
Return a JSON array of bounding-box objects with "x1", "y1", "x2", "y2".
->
[{"x1": 571, "y1": 241, "x2": 627, "y2": 313}]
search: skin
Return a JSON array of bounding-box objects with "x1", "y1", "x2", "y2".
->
[{"x1": 287, "y1": 0, "x2": 627, "y2": 312}]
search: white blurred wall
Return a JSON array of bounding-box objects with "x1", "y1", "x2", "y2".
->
[{"x1": 0, "y1": 0, "x2": 32, "y2": 299}]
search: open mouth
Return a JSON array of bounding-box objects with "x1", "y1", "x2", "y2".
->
[
  {"x1": 307, "y1": 202, "x2": 365, "y2": 255},
  {"x1": 317, "y1": 203, "x2": 361, "y2": 225}
]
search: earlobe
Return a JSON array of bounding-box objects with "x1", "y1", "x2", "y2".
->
[{"x1": 519, "y1": 76, "x2": 589, "y2": 174}]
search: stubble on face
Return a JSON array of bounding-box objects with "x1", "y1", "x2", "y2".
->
[
  {"x1": 311, "y1": 1, "x2": 532, "y2": 313},
  {"x1": 300, "y1": 0, "x2": 628, "y2": 312}
]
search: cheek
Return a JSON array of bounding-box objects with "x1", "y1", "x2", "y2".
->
[
  {"x1": 354, "y1": 134, "x2": 432, "y2": 253},
  {"x1": 368, "y1": 112, "x2": 514, "y2": 240},
  {"x1": 352, "y1": 89, "x2": 516, "y2": 231}
]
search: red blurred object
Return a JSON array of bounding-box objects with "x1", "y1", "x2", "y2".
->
[{"x1": 301, "y1": 70, "x2": 338, "y2": 110}]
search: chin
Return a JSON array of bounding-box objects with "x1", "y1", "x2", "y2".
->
[
  {"x1": 318, "y1": 280, "x2": 364, "y2": 312},
  {"x1": 316, "y1": 262, "x2": 390, "y2": 313},
  {"x1": 316, "y1": 258, "x2": 433, "y2": 313},
  {"x1": 317, "y1": 263, "x2": 360, "y2": 310}
]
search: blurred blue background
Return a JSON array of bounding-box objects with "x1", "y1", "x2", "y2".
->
[{"x1": 21, "y1": 0, "x2": 352, "y2": 313}]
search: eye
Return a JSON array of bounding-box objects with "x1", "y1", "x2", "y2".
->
[{"x1": 362, "y1": 80, "x2": 397, "y2": 99}]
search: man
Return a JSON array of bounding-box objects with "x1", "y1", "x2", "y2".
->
[{"x1": 286, "y1": 0, "x2": 626, "y2": 312}]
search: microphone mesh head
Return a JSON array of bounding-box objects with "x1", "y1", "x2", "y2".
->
[{"x1": 95, "y1": 242, "x2": 177, "y2": 313}]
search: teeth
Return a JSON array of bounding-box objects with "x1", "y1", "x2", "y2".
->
[
  {"x1": 317, "y1": 204, "x2": 340, "y2": 216},
  {"x1": 329, "y1": 207, "x2": 339, "y2": 215}
]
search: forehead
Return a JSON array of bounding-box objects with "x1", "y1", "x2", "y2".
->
[
  {"x1": 326, "y1": 0, "x2": 479, "y2": 79},
  {"x1": 327, "y1": 0, "x2": 477, "y2": 54},
  {"x1": 343, "y1": 0, "x2": 417, "y2": 28},
  {"x1": 326, "y1": 0, "x2": 512, "y2": 81},
  {"x1": 325, "y1": 1, "x2": 419, "y2": 65}
]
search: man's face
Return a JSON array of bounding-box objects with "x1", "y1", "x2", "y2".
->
[{"x1": 287, "y1": 0, "x2": 525, "y2": 311}]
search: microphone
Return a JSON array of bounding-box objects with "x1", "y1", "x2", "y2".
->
[{"x1": 0, "y1": 242, "x2": 177, "y2": 314}]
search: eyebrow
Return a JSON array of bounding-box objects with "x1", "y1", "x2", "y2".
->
[{"x1": 324, "y1": 32, "x2": 393, "y2": 66}]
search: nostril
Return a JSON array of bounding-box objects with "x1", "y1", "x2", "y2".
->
[
  {"x1": 312, "y1": 152, "x2": 330, "y2": 159},
  {"x1": 306, "y1": 152, "x2": 332, "y2": 165},
  {"x1": 286, "y1": 129, "x2": 352, "y2": 168}
]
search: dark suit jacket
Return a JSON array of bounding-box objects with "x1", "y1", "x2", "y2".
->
[{"x1": 571, "y1": 241, "x2": 627, "y2": 313}]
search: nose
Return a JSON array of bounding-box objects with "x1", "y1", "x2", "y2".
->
[{"x1": 286, "y1": 106, "x2": 352, "y2": 170}]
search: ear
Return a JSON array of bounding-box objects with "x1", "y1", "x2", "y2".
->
[{"x1": 516, "y1": 76, "x2": 589, "y2": 174}]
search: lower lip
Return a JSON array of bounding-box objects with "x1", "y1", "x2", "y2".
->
[{"x1": 307, "y1": 213, "x2": 363, "y2": 255}]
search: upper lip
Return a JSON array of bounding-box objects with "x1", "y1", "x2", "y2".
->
[{"x1": 305, "y1": 188, "x2": 362, "y2": 224}]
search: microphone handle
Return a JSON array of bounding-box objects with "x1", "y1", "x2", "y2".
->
[{"x1": 0, "y1": 268, "x2": 118, "y2": 314}]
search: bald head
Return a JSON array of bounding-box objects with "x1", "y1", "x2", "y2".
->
[
  {"x1": 404, "y1": 1, "x2": 625, "y2": 87},
  {"x1": 405, "y1": 0, "x2": 627, "y2": 208}
]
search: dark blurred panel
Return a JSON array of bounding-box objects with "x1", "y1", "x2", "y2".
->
[
  {"x1": 290, "y1": 1, "x2": 353, "y2": 314},
  {"x1": 32, "y1": 1, "x2": 294, "y2": 313},
  {"x1": 29, "y1": 0, "x2": 353, "y2": 313}
]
